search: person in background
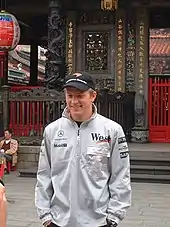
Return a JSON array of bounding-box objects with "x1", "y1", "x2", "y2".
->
[
  {"x1": 0, "y1": 178, "x2": 7, "y2": 227},
  {"x1": 35, "y1": 72, "x2": 131, "y2": 227},
  {"x1": 0, "y1": 129, "x2": 18, "y2": 173}
]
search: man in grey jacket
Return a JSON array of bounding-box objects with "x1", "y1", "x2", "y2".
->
[{"x1": 35, "y1": 72, "x2": 131, "y2": 227}]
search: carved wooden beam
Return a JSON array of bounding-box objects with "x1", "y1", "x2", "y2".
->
[{"x1": 132, "y1": 0, "x2": 170, "y2": 7}]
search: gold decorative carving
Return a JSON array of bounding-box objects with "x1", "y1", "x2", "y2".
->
[
  {"x1": 101, "y1": 0, "x2": 118, "y2": 10},
  {"x1": 67, "y1": 21, "x2": 73, "y2": 74},
  {"x1": 138, "y1": 20, "x2": 145, "y2": 94},
  {"x1": 116, "y1": 17, "x2": 124, "y2": 92}
]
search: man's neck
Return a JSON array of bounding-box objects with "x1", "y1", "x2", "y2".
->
[
  {"x1": 71, "y1": 106, "x2": 94, "y2": 122},
  {"x1": 71, "y1": 111, "x2": 93, "y2": 123},
  {"x1": 75, "y1": 121, "x2": 82, "y2": 127}
]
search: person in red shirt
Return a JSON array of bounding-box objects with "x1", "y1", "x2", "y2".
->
[{"x1": 0, "y1": 129, "x2": 18, "y2": 173}]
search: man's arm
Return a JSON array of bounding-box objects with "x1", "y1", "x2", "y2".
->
[
  {"x1": 0, "y1": 141, "x2": 3, "y2": 149},
  {"x1": 5, "y1": 140, "x2": 18, "y2": 155},
  {"x1": 0, "y1": 179, "x2": 7, "y2": 227},
  {"x1": 107, "y1": 125, "x2": 131, "y2": 225},
  {"x1": 35, "y1": 128, "x2": 53, "y2": 225}
]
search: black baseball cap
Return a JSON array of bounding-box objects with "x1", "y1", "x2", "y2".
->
[{"x1": 63, "y1": 72, "x2": 95, "y2": 91}]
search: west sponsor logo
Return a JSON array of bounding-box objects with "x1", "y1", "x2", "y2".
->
[{"x1": 91, "y1": 133, "x2": 111, "y2": 143}]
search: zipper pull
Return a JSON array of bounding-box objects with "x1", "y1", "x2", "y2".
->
[{"x1": 77, "y1": 128, "x2": 80, "y2": 142}]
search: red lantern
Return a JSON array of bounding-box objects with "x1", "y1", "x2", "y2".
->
[{"x1": 0, "y1": 10, "x2": 20, "y2": 51}]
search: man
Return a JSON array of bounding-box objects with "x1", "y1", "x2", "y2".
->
[
  {"x1": 0, "y1": 179, "x2": 7, "y2": 227},
  {"x1": 35, "y1": 72, "x2": 131, "y2": 227},
  {"x1": 0, "y1": 129, "x2": 18, "y2": 173}
]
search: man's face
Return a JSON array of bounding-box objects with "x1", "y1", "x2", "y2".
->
[
  {"x1": 4, "y1": 131, "x2": 11, "y2": 140},
  {"x1": 65, "y1": 87, "x2": 96, "y2": 121}
]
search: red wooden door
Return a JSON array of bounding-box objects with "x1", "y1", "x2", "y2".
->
[{"x1": 149, "y1": 76, "x2": 170, "y2": 142}]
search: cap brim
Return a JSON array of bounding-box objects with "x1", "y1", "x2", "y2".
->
[{"x1": 63, "y1": 82, "x2": 89, "y2": 91}]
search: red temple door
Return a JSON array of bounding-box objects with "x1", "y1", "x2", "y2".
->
[{"x1": 149, "y1": 76, "x2": 170, "y2": 142}]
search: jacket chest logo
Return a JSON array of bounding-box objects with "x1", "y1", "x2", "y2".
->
[{"x1": 91, "y1": 133, "x2": 111, "y2": 143}]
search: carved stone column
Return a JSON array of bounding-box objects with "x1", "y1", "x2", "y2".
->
[
  {"x1": 45, "y1": 0, "x2": 66, "y2": 90},
  {"x1": 131, "y1": 8, "x2": 149, "y2": 143}
]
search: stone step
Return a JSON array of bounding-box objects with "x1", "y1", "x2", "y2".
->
[
  {"x1": 18, "y1": 167, "x2": 37, "y2": 178},
  {"x1": 130, "y1": 151, "x2": 170, "y2": 161},
  {"x1": 131, "y1": 165, "x2": 170, "y2": 170},
  {"x1": 130, "y1": 158, "x2": 170, "y2": 166},
  {"x1": 131, "y1": 173, "x2": 170, "y2": 184},
  {"x1": 129, "y1": 143, "x2": 170, "y2": 160},
  {"x1": 131, "y1": 165, "x2": 170, "y2": 175}
]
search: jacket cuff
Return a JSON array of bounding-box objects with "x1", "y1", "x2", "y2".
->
[
  {"x1": 41, "y1": 214, "x2": 52, "y2": 225},
  {"x1": 107, "y1": 214, "x2": 120, "y2": 225}
]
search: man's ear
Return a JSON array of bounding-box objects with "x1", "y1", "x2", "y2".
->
[{"x1": 92, "y1": 91, "x2": 97, "y2": 102}]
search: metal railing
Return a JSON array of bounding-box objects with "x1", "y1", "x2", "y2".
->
[{"x1": 0, "y1": 86, "x2": 135, "y2": 144}]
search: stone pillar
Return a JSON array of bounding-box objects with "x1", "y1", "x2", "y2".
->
[
  {"x1": 45, "y1": 0, "x2": 66, "y2": 90},
  {"x1": 2, "y1": 85, "x2": 10, "y2": 131},
  {"x1": 29, "y1": 40, "x2": 38, "y2": 85},
  {"x1": 115, "y1": 9, "x2": 126, "y2": 92},
  {"x1": 0, "y1": 51, "x2": 8, "y2": 87},
  {"x1": 131, "y1": 8, "x2": 149, "y2": 143},
  {"x1": 0, "y1": 52, "x2": 8, "y2": 136}
]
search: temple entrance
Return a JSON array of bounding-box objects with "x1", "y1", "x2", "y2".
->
[{"x1": 149, "y1": 29, "x2": 170, "y2": 142}]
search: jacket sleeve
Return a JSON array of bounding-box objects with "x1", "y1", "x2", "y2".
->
[
  {"x1": 107, "y1": 125, "x2": 131, "y2": 224},
  {"x1": 5, "y1": 139, "x2": 18, "y2": 155},
  {"x1": 35, "y1": 128, "x2": 53, "y2": 224},
  {"x1": 0, "y1": 141, "x2": 2, "y2": 149}
]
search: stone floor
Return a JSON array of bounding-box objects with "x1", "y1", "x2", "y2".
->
[{"x1": 3, "y1": 172, "x2": 170, "y2": 227}]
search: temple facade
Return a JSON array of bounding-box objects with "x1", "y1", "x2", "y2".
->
[{"x1": 1, "y1": 0, "x2": 170, "y2": 142}]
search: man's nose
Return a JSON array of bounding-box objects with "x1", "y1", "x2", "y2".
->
[{"x1": 71, "y1": 97, "x2": 78, "y2": 104}]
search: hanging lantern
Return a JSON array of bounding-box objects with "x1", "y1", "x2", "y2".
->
[
  {"x1": 0, "y1": 10, "x2": 20, "y2": 51},
  {"x1": 101, "y1": 0, "x2": 118, "y2": 10}
]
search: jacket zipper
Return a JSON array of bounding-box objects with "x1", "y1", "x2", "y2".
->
[{"x1": 77, "y1": 127, "x2": 80, "y2": 144}]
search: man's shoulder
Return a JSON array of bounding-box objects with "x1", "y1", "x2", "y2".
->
[
  {"x1": 44, "y1": 117, "x2": 67, "y2": 132},
  {"x1": 96, "y1": 114, "x2": 122, "y2": 130},
  {"x1": 11, "y1": 138, "x2": 18, "y2": 144}
]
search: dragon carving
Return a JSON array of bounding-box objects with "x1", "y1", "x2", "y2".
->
[{"x1": 45, "y1": 0, "x2": 66, "y2": 90}]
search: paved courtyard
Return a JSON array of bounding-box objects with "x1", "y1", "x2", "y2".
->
[{"x1": 3, "y1": 172, "x2": 170, "y2": 227}]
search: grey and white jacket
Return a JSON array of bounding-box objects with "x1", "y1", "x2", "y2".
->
[{"x1": 35, "y1": 105, "x2": 131, "y2": 227}]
